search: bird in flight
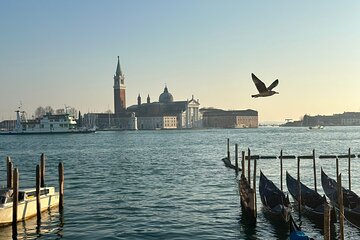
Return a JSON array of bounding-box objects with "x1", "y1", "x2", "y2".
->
[{"x1": 251, "y1": 73, "x2": 279, "y2": 98}]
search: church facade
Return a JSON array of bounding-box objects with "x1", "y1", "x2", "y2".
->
[
  {"x1": 84, "y1": 57, "x2": 201, "y2": 130},
  {"x1": 128, "y1": 87, "x2": 201, "y2": 130}
]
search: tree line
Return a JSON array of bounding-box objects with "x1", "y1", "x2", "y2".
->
[{"x1": 34, "y1": 106, "x2": 78, "y2": 118}]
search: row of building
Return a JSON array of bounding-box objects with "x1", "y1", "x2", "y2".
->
[
  {"x1": 81, "y1": 56, "x2": 259, "y2": 130},
  {"x1": 0, "y1": 57, "x2": 259, "y2": 131},
  {"x1": 282, "y1": 112, "x2": 360, "y2": 127}
]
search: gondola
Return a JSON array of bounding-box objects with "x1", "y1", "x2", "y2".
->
[
  {"x1": 221, "y1": 157, "x2": 241, "y2": 171},
  {"x1": 259, "y1": 171, "x2": 291, "y2": 223},
  {"x1": 286, "y1": 171, "x2": 333, "y2": 220},
  {"x1": 321, "y1": 168, "x2": 360, "y2": 226},
  {"x1": 289, "y1": 215, "x2": 313, "y2": 240}
]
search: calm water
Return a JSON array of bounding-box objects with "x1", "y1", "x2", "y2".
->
[{"x1": 1, "y1": 127, "x2": 360, "y2": 239}]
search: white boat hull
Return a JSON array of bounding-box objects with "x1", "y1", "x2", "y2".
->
[{"x1": 0, "y1": 193, "x2": 59, "y2": 225}]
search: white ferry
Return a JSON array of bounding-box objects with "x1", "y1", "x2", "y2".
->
[
  {"x1": 0, "y1": 110, "x2": 95, "y2": 135},
  {"x1": 0, "y1": 187, "x2": 59, "y2": 225}
]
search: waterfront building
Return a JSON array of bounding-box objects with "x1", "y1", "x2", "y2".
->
[
  {"x1": 83, "y1": 57, "x2": 200, "y2": 130},
  {"x1": 83, "y1": 57, "x2": 137, "y2": 130},
  {"x1": 127, "y1": 86, "x2": 201, "y2": 130},
  {"x1": 201, "y1": 108, "x2": 258, "y2": 128},
  {"x1": 283, "y1": 112, "x2": 360, "y2": 127}
]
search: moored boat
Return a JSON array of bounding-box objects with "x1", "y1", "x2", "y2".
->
[
  {"x1": 0, "y1": 187, "x2": 59, "y2": 225},
  {"x1": 289, "y1": 215, "x2": 313, "y2": 240},
  {"x1": 259, "y1": 171, "x2": 291, "y2": 223},
  {"x1": 308, "y1": 125, "x2": 324, "y2": 130},
  {"x1": 286, "y1": 171, "x2": 335, "y2": 221},
  {"x1": 321, "y1": 169, "x2": 360, "y2": 226}
]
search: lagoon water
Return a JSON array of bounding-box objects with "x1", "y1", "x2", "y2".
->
[{"x1": 1, "y1": 127, "x2": 360, "y2": 239}]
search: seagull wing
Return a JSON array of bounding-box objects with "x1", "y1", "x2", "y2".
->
[
  {"x1": 251, "y1": 73, "x2": 267, "y2": 93},
  {"x1": 267, "y1": 79, "x2": 279, "y2": 91}
]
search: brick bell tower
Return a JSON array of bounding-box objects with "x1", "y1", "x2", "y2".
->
[{"x1": 114, "y1": 56, "x2": 126, "y2": 115}]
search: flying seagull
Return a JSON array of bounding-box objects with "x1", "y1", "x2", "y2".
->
[{"x1": 251, "y1": 73, "x2": 279, "y2": 98}]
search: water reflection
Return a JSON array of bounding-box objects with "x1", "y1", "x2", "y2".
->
[{"x1": 0, "y1": 208, "x2": 63, "y2": 240}]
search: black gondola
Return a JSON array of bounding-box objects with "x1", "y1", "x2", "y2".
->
[
  {"x1": 259, "y1": 170, "x2": 291, "y2": 223},
  {"x1": 221, "y1": 157, "x2": 241, "y2": 171},
  {"x1": 289, "y1": 215, "x2": 313, "y2": 240},
  {"x1": 321, "y1": 168, "x2": 360, "y2": 226},
  {"x1": 286, "y1": 171, "x2": 334, "y2": 220}
]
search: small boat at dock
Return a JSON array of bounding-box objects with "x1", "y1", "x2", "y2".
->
[
  {"x1": 289, "y1": 215, "x2": 313, "y2": 240},
  {"x1": 0, "y1": 187, "x2": 59, "y2": 226},
  {"x1": 259, "y1": 171, "x2": 291, "y2": 223},
  {"x1": 286, "y1": 172, "x2": 335, "y2": 221},
  {"x1": 221, "y1": 157, "x2": 241, "y2": 171},
  {"x1": 321, "y1": 169, "x2": 360, "y2": 226}
]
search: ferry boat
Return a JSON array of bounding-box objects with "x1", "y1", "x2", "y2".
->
[
  {"x1": 0, "y1": 110, "x2": 95, "y2": 135},
  {"x1": 308, "y1": 125, "x2": 324, "y2": 130},
  {"x1": 0, "y1": 187, "x2": 59, "y2": 225}
]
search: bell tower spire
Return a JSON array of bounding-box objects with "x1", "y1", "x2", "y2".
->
[{"x1": 114, "y1": 56, "x2": 126, "y2": 115}]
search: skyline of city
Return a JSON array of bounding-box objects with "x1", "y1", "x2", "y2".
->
[{"x1": 1, "y1": 1, "x2": 360, "y2": 122}]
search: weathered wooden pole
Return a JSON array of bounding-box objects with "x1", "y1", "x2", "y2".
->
[
  {"x1": 323, "y1": 195, "x2": 330, "y2": 240},
  {"x1": 336, "y1": 157, "x2": 339, "y2": 179},
  {"x1": 348, "y1": 148, "x2": 351, "y2": 191},
  {"x1": 337, "y1": 174, "x2": 344, "y2": 240},
  {"x1": 247, "y1": 148, "x2": 251, "y2": 185},
  {"x1": 6, "y1": 156, "x2": 13, "y2": 189},
  {"x1": 280, "y1": 150, "x2": 283, "y2": 191},
  {"x1": 58, "y1": 162, "x2": 64, "y2": 212},
  {"x1": 226, "y1": 138, "x2": 230, "y2": 161},
  {"x1": 253, "y1": 157, "x2": 257, "y2": 214},
  {"x1": 313, "y1": 149, "x2": 317, "y2": 192},
  {"x1": 36, "y1": 164, "x2": 41, "y2": 223},
  {"x1": 235, "y1": 144, "x2": 239, "y2": 175},
  {"x1": 297, "y1": 157, "x2": 301, "y2": 216},
  {"x1": 40, "y1": 153, "x2": 45, "y2": 188},
  {"x1": 241, "y1": 151, "x2": 245, "y2": 176},
  {"x1": 12, "y1": 168, "x2": 19, "y2": 236}
]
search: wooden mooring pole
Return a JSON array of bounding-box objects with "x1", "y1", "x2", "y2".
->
[
  {"x1": 226, "y1": 139, "x2": 230, "y2": 161},
  {"x1": 58, "y1": 162, "x2": 64, "y2": 212},
  {"x1": 6, "y1": 156, "x2": 13, "y2": 189},
  {"x1": 323, "y1": 195, "x2": 330, "y2": 240},
  {"x1": 337, "y1": 174, "x2": 344, "y2": 240},
  {"x1": 235, "y1": 144, "x2": 239, "y2": 175},
  {"x1": 247, "y1": 148, "x2": 251, "y2": 185},
  {"x1": 297, "y1": 157, "x2": 301, "y2": 216},
  {"x1": 336, "y1": 157, "x2": 339, "y2": 180},
  {"x1": 312, "y1": 149, "x2": 317, "y2": 192},
  {"x1": 40, "y1": 153, "x2": 45, "y2": 188},
  {"x1": 348, "y1": 148, "x2": 351, "y2": 191},
  {"x1": 241, "y1": 151, "x2": 245, "y2": 176},
  {"x1": 12, "y1": 168, "x2": 19, "y2": 236},
  {"x1": 253, "y1": 157, "x2": 257, "y2": 216},
  {"x1": 36, "y1": 164, "x2": 41, "y2": 223},
  {"x1": 280, "y1": 150, "x2": 283, "y2": 191}
]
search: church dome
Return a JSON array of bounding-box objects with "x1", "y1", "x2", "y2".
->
[{"x1": 159, "y1": 86, "x2": 174, "y2": 103}]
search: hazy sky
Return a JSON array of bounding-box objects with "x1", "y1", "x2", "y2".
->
[{"x1": 1, "y1": 1, "x2": 359, "y2": 122}]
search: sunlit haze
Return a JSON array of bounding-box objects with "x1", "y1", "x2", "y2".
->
[{"x1": 1, "y1": 1, "x2": 359, "y2": 123}]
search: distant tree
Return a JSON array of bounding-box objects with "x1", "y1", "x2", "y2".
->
[
  {"x1": 44, "y1": 106, "x2": 54, "y2": 115},
  {"x1": 34, "y1": 106, "x2": 45, "y2": 118},
  {"x1": 77, "y1": 111, "x2": 82, "y2": 127}
]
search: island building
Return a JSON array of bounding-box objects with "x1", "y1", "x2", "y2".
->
[
  {"x1": 201, "y1": 108, "x2": 258, "y2": 128},
  {"x1": 83, "y1": 57, "x2": 201, "y2": 130},
  {"x1": 282, "y1": 112, "x2": 360, "y2": 127}
]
